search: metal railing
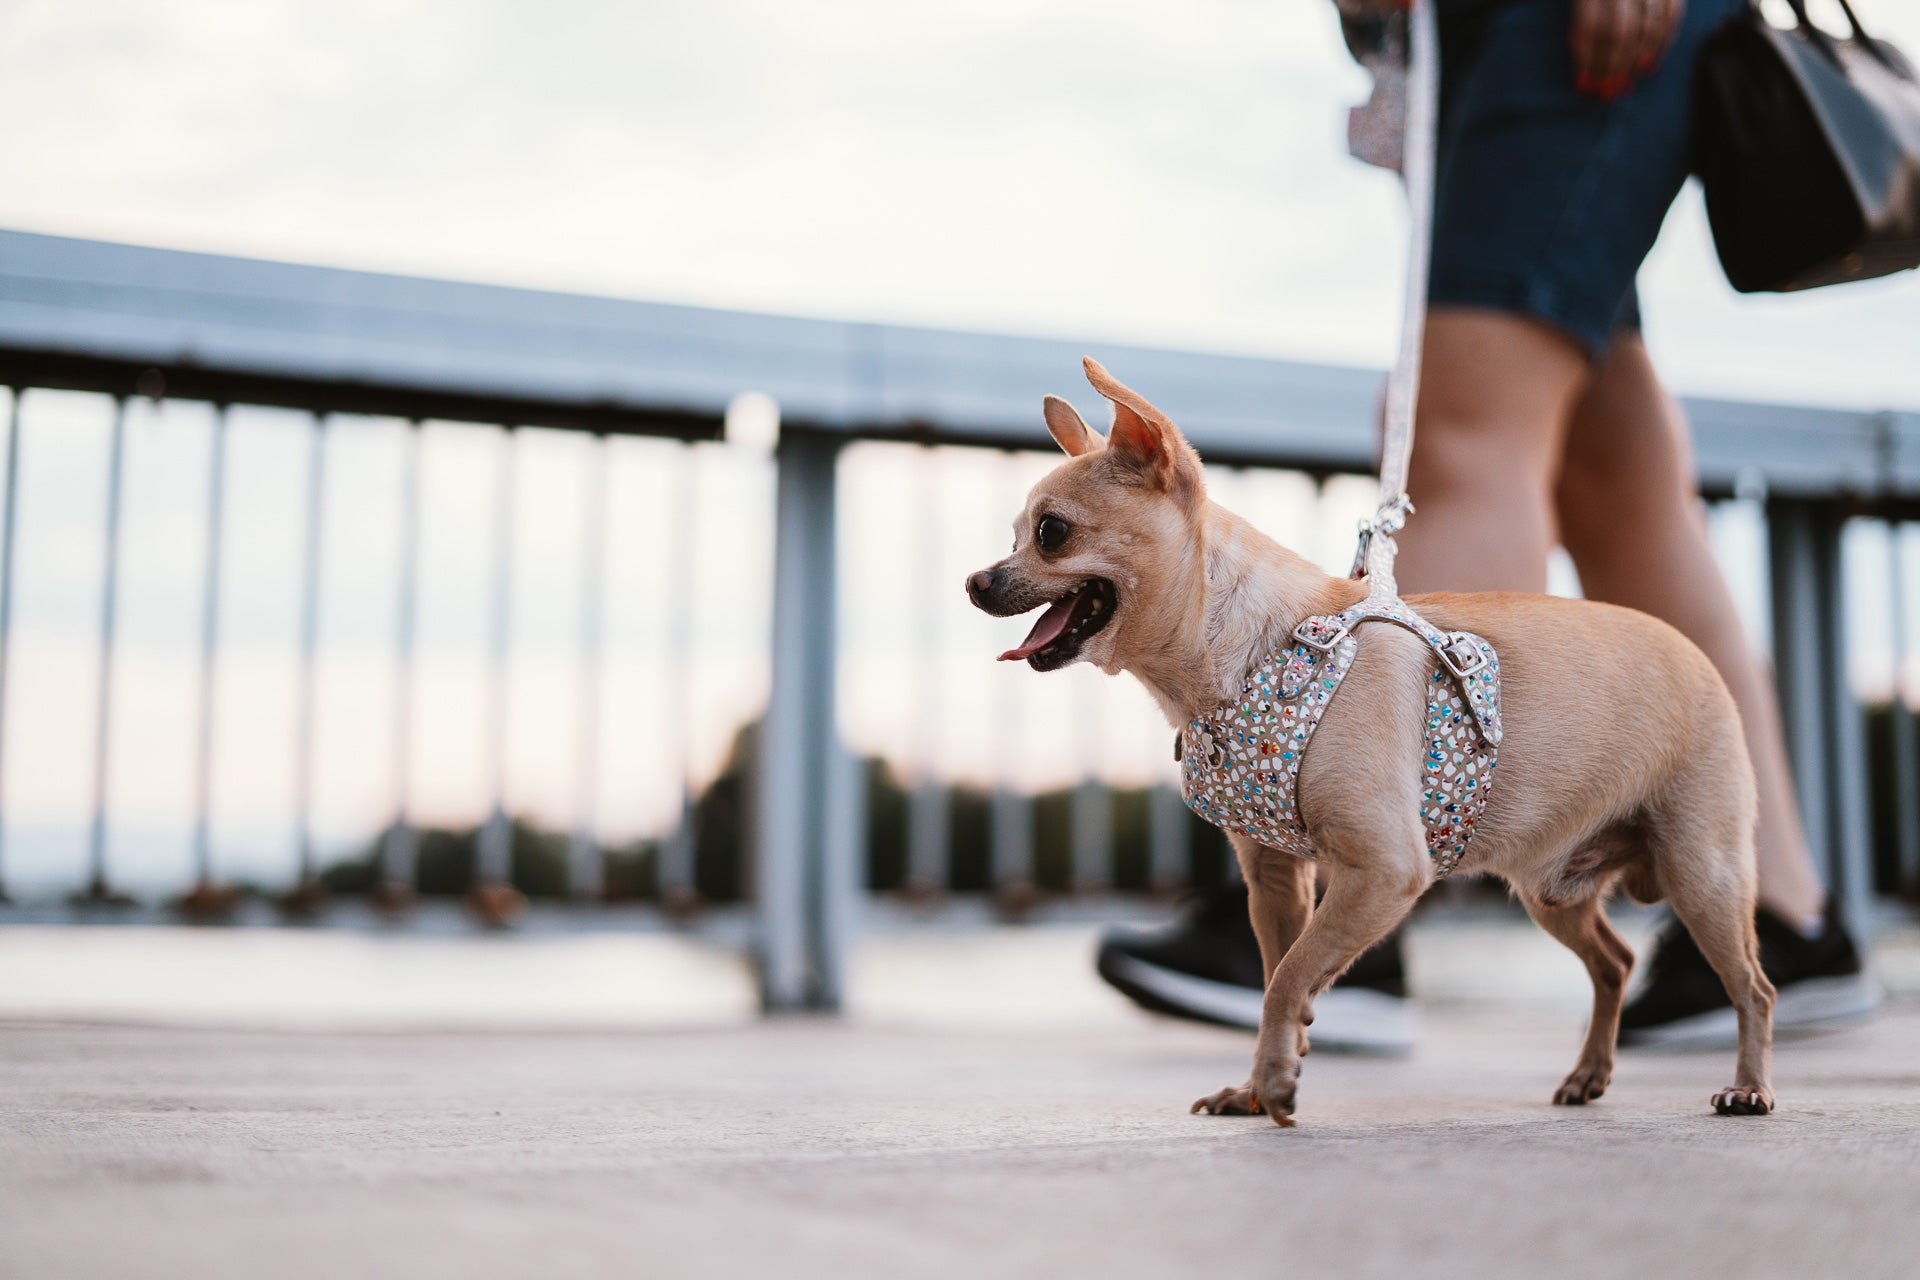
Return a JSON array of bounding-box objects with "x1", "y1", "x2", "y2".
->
[{"x1": 0, "y1": 229, "x2": 1915, "y2": 1011}]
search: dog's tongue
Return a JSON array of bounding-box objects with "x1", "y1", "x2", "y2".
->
[{"x1": 998, "y1": 596, "x2": 1077, "y2": 662}]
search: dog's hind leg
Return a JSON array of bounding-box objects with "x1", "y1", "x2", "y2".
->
[
  {"x1": 1664, "y1": 865, "x2": 1776, "y2": 1115},
  {"x1": 1521, "y1": 894, "x2": 1634, "y2": 1104},
  {"x1": 1636, "y1": 696, "x2": 1775, "y2": 1115}
]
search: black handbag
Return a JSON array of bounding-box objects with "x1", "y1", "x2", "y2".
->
[{"x1": 1694, "y1": 0, "x2": 1920, "y2": 293}]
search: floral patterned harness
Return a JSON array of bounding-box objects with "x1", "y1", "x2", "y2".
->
[{"x1": 1177, "y1": 595, "x2": 1502, "y2": 878}]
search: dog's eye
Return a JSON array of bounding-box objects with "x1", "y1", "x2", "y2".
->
[{"x1": 1036, "y1": 515, "x2": 1070, "y2": 552}]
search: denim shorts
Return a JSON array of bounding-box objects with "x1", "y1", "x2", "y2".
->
[{"x1": 1429, "y1": 0, "x2": 1747, "y2": 356}]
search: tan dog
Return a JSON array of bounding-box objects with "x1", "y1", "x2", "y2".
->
[{"x1": 966, "y1": 358, "x2": 1775, "y2": 1124}]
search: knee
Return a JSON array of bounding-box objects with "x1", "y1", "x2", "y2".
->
[
  {"x1": 1554, "y1": 449, "x2": 1697, "y2": 553},
  {"x1": 1409, "y1": 412, "x2": 1546, "y2": 501}
]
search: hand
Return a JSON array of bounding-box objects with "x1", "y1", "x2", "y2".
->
[{"x1": 1570, "y1": 0, "x2": 1686, "y2": 99}]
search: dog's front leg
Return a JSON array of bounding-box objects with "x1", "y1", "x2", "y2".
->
[
  {"x1": 1247, "y1": 851, "x2": 1425, "y2": 1126},
  {"x1": 1237, "y1": 836, "x2": 1316, "y2": 991},
  {"x1": 1189, "y1": 841, "x2": 1315, "y2": 1118}
]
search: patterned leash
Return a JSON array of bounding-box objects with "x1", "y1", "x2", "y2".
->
[{"x1": 1352, "y1": 0, "x2": 1440, "y2": 599}]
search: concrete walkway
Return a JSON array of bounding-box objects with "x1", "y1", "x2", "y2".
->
[{"x1": 5, "y1": 1001, "x2": 1919, "y2": 1280}]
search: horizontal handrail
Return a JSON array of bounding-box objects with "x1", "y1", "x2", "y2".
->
[{"x1": 2, "y1": 230, "x2": 1914, "y2": 502}]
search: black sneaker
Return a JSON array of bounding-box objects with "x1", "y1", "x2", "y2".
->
[
  {"x1": 1619, "y1": 897, "x2": 1881, "y2": 1048},
  {"x1": 1095, "y1": 882, "x2": 1417, "y2": 1053}
]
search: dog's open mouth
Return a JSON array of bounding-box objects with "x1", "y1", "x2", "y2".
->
[{"x1": 997, "y1": 578, "x2": 1117, "y2": 671}]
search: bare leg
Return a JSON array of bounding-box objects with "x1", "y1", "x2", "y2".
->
[
  {"x1": 1556, "y1": 335, "x2": 1825, "y2": 928},
  {"x1": 1405, "y1": 314, "x2": 1823, "y2": 926},
  {"x1": 1190, "y1": 839, "x2": 1317, "y2": 1117},
  {"x1": 1397, "y1": 309, "x2": 1591, "y2": 595},
  {"x1": 1522, "y1": 894, "x2": 1635, "y2": 1104}
]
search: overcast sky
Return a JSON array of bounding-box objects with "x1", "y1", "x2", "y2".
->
[
  {"x1": 0, "y1": 0, "x2": 1915, "y2": 895},
  {"x1": 6, "y1": 0, "x2": 1918, "y2": 405}
]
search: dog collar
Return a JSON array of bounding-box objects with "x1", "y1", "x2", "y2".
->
[{"x1": 1176, "y1": 595, "x2": 1501, "y2": 878}]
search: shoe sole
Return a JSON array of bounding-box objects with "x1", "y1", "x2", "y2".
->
[
  {"x1": 1620, "y1": 973, "x2": 1884, "y2": 1050},
  {"x1": 1097, "y1": 950, "x2": 1419, "y2": 1054}
]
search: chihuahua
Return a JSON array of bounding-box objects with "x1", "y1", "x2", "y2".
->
[{"x1": 966, "y1": 358, "x2": 1774, "y2": 1125}]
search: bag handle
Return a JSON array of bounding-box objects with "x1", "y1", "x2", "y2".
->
[
  {"x1": 1781, "y1": 0, "x2": 1901, "y2": 74},
  {"x1": 1831, "y1": 0, "x2": 1873, "y2": 44},
  {"x1": 1781, "y1": 0, "x2": 1866, "y2": 39}
]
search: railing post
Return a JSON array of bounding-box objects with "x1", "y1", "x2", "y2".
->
[
  {"x1": 285, "y1": 412, "x2": 329, "y2": 916},
  {"x1": 1875, "y1": 414, "x2": 1919, "y2": 900},
  {"x1": 0, "y1": 389, "x2": 21, "y2": 904},
  {"x1": 989, "y1": 784, "x2": 1033, "y2": 900},
  {"x1": 1768, "y1": 497, "x2": 1873, "y2": 935},
  {"x1": 1071, "y1": 681, "x2": 1112, "y2": 890},
  {"x1": 85, "y1": 397, "x2": 129, "y2": 903},
  {"x1": 471, "y1": 424, "x2": 525, "y2": 927},
  {"x1": 906, "y1": 446, "x2": 949, "y2": 897},
  {"x1": 182, "y1": 403, "x2": 233, "y2": 919},
  {"x1": 819, "y1": 707, "x2": 865, "y2": 1005},
  {"x1": 477, "y1": 426, "x2": 517, "y2": 885},
  {"x1": 569, "y1": 432, "x2": 609, "y2": 901},
  {"x1": 756, "y1": 428, "x2": 852, "y2": 1011},
  {"x1": 1148, "y1": 783, "x2": 1191, "y2": 894},
  {"x1": 1822, "y1": 512, "x2": 1875, "y2": 936},
  {"x1": 1889, "y1": 519, "x2": 1920, "y2": 898},
  {"x1": 378, "y1": 420, "x2": 423, "y2": 910},
  {"x1": 1071, "y1": 777, "x2": 1112, "y2": 891},
  {"x1": 656, "y1": 441, "x2": 699, "y2": 912},
  {"x1": 989, "y1": 450, "x2": 1037, "y2": 908}
]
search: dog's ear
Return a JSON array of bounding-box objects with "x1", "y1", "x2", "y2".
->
[
  {"x1": 1082, "y1": 357, "x2": 1203, "y2": 503},
  {"x1": 1043, "y1": 395, "x2": 1102, "y2": 457}
]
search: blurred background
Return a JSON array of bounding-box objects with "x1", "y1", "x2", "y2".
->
[{"x1": 1, "y1": 0, "x2": 1917, "y2": 1023}]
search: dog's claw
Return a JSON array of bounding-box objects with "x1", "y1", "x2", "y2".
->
[
  {"x1": 1712, "y1": 1086, "x2": 1775, "y2": 1116},
  {"x1": 1552, "y1": 1065, "x2": 1610, "y2": 1106}
]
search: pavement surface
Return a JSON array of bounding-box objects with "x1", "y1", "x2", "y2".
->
[{"x1": 5, "y1": 968, "x2": 1919, "y2": 1278}]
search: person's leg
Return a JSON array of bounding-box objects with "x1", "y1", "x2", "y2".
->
[
  {"x1": 1395, "y1": 308, "x2": 1593, "y2": 596},
  {"x1": 1552, "y1": 333, "x2": 1823, "y2": 928}
]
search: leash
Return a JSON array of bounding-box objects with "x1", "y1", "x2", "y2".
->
[
  {"x1": 1175, "y1": 2, "x2": 1501, "y2": 875},
  {"x1": 1352, "y1": 0, "x2": 1440, "y2": 599}
]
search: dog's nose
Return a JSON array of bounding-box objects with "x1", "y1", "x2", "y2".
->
[{"x1": 967, "y1": 569, "x2": 994, "y2": 597}]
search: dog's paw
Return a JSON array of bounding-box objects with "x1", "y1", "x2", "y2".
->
[
  {"x1": 1711, "y1": 1085, "x2": 1774, "y2": 1116},
  {"x1": 1552, "y1": 1064, "x2": 1611, "y2": 1106},
  {"x1": 1190, "y1": 1084, "x2": 1264, "y2": 1117},
  {"x1": 1250, "y1": 1061, "x2": 1301, "y2": 1127}
]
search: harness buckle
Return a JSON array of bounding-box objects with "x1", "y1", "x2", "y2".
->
[
  {"x1": 1439, "y1": 631, "x2": 1487, "y2": 679},
  {"x1": 1291, "y1": 618, "x2": 1351, "y2": 653}
]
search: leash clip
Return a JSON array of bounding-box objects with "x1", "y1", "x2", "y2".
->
[
  {"x1": 1373, "y1": 493, "x2": 1415, "y2": 535},
  {"x1": 1349, "y1": 495, "x2": 1416, "y2": 580}
]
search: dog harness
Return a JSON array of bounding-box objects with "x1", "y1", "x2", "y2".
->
[
  {"x1": 1176, "y1": 596, "x2": 1501, "y2": 877},
  {"x1": 1175, "y1": 0, "x2": 1502, "y2": 877}
]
